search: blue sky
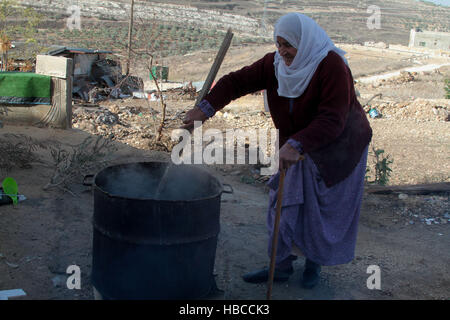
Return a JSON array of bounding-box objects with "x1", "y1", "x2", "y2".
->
[{"x1": 418, "y1": 0, "x2": 450, "y2": 6}]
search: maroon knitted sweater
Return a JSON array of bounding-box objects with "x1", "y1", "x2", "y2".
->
[{"x1": 204, "y1": 51, "x2": 372, "y2": 187}]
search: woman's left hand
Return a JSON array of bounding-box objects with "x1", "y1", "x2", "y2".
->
[{"x1": 279, "y1": 143, "x2": 304, "y2": 171}]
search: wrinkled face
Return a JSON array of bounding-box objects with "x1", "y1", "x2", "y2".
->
[{"x1": 276, "y1": 36, "x2": 298, "y2": 66}]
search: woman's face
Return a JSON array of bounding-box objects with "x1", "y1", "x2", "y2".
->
[{"x1": 276, "y1": 36, "x2": 298, "y2": 66}]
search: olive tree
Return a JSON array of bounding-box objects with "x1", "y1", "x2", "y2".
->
[{"x1": 0, "y1": 0, "x2": 42, "y2": 69}]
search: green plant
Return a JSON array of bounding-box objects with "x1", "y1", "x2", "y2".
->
[{"x1": 366, "y1": 146, "x2": 394, "y2": 186}]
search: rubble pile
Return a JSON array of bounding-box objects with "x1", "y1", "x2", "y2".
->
[
  {"x1": 393, "y1": 194, "x2": 449, "y2": 226},
  {"x1": 162, "y1": 83, "x2": 198, "y2": 101},
  {"x1": 360, "y1": 71, "x2": 418, "y2": 89},
  {"x1": 364, "y1": 99, "x2": 450, "y2": 122},
  {"x1": 4, "y1": 58, "x2": 34, "y2": 72},
  {"x1": 71, "y1": 98, "x2": 276, "y2": 154},
  {"x1": 363, "y1": 41, "x2": 389, "y2": 49},
  {"x1": 72, "y1": 104, "x2": 156, "y2": 148},
  {"x1": 365, "y1": 193, "x2": 450, "y2": 228},
  {"x1": 388, "y1": 71, "x2": 417, "y2": 84},
  {"x1": 73, "y1": 59, "x2": 143, "y2": 103}
]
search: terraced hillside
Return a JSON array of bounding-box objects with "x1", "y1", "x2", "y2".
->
[
  {"x1": 173, "y1": 0, "x2": 450, "y2": 43},
  {"x1": 22, "y1": 0, "x2": 261, "y2": 35},
  {"x1": 8, "y1": 0, "x2": 450, "y2": 60},
  {"x1": 10, "y1": 0, "x2": 271, "y2": 59}
]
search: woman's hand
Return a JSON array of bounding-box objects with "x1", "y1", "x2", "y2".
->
[
  {"x1": 181, "y1": 106, "x2": 208, "y2": 132},
  {"x1": 279, "y1": 142, "x2": 304, "y2": 171}
]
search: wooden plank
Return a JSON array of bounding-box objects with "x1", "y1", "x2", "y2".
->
[
  {"x1": 195, "y1": 28, "x2": 234, "y2": 105},
  {"x1": 365, "y1": 182, "x2": 450, "y2": 195},
  {"x1": 0, "y1": 104, "x2": 52, "y2": 125},
  {"x1": 64, "y1": 63, "x2": 73, "y2": 129},
  {"x1": 36, "y1": 55, "x2": 71, "y2": 79}
]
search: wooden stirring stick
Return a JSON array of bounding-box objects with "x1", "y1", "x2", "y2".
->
[{"x1": 266, "y1": 168, "x2": 286, "y2": 300}]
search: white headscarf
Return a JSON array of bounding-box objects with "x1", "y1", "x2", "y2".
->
[{"x1": 273, "y1": 13, "x2": 348, "y2": 98}]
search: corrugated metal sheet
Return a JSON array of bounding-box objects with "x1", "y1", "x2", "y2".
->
[{"x1": 47, "y1": 46, "x2": 113, "y2": 56}]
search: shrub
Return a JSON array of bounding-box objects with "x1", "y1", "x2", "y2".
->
[{"x1": 366, "y1": 146, "x2": 394, "y2": 186}]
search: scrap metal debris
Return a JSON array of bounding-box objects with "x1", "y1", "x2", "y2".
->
[{"x1": 73, "y1": 58, "x2": 143, "y2": 103}]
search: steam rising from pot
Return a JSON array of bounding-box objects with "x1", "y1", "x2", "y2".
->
[{"x1": 96, "y1": 162, "x2": 221, "y2": 201}]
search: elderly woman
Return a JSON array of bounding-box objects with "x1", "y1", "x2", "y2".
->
[{"x1": 182, "y1": 13, "x2": 372, "y2": 289}]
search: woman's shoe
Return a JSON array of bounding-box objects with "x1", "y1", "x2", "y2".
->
[
  {"x1": 242, "y1": 266, "x2": 294, "y2": 283},
  {"x1": 301, "y1": 259, "x2": 321, "y2": 289}
]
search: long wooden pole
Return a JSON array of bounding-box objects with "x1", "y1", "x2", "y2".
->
[
  {"x1": 126, "y1": 0, "x2": 135, "y2": 75},
  {"x1": 266, "y1": 168, "x2": 286, "y2": 300},
  {"x1": 195, "y1": 28, "x2": 233, "y2": 105}
]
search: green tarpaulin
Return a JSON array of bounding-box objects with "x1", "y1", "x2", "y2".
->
[{"x1": 0, "y1": 72, "x2": 51, "y2": 105}]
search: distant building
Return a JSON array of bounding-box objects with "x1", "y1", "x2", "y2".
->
[{"x1": 409, "y1": 29, "x2": 450, "y2": 51}]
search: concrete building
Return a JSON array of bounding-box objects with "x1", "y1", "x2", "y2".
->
[{"x1": 409, "y1": 29, "x2": 450, "y2": 51}]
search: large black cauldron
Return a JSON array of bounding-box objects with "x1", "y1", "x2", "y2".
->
[{"x1": 87, "y1": 162, "x2": 232, "y2": 300}]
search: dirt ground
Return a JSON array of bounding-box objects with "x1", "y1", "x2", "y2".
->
[
  {"x1": 0, "y1": 119, "x2": 448, "y2": 300},
  {"x1": 1, "y1": 44, "x2": 449, "y2": 300}
]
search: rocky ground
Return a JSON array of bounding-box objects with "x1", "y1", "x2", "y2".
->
[
  {"x1": 1, "y1": 43, "x2": 449, "y2": 301},
  {"x1": 70, "y1": 54, "x2": 450, "y2": 232},
  {"x1": 72, "y1": 66, "x2": 450, "y2": 182}
]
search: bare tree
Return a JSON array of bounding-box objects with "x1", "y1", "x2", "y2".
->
[
  {"x1": 109, "y1": 12, "x2": 170, "y2": 143},
  {"x1": 126, "y1": 0, "x2": 135, "y2": 75}
]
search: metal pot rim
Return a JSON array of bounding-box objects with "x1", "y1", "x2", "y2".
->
[{"x1": 85, "y1": 161, "x2": 233, "y2": 202}]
